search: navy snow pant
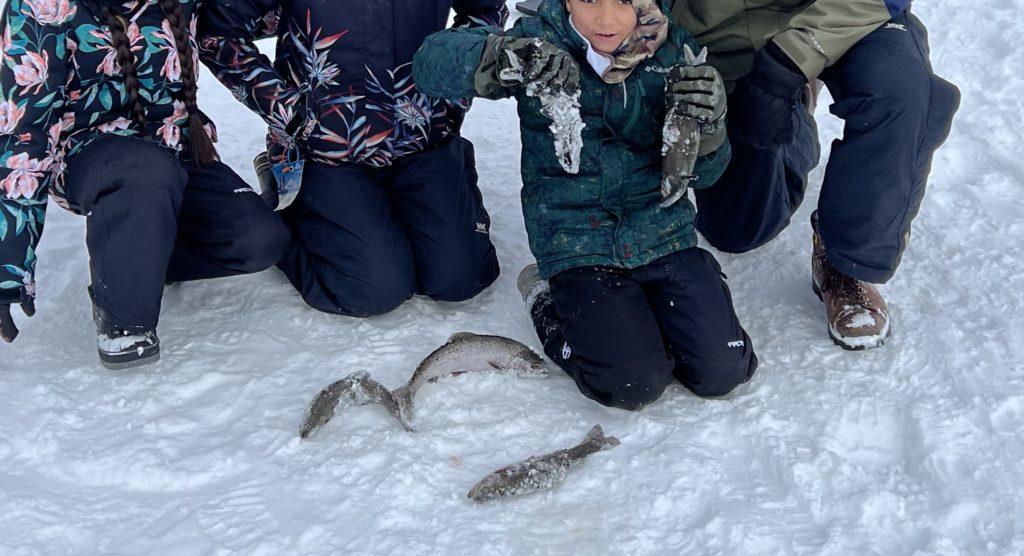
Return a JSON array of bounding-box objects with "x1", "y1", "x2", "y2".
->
[
  {"x1": 531, "y1": 248, "x2": 758, "y2": 410},
  {"x1": 64, "y1": 135, "x2": 291, "y2": 331},
  {"x1": 695, "y1": 10, "x2": 960, "y2": 283},
  {"x1": 277, "y1": 137, "x2": 500, "y2": 317}
]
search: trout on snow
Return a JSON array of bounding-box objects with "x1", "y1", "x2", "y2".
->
[
  {"x1": 467, "y1": 425, "x2": 620, "y2": 503},
  {"x1": 299, "y1": 333, "x2": 548, "y2": 438}
]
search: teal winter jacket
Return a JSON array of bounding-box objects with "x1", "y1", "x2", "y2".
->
[{"x1": 413, "y1": 0, "x2": 730, "y2": 279}]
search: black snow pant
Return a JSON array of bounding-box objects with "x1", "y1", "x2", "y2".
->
[
  {"x1": 277, "y1": 136, "x2": 500, "y2": 317},
  {"x1": 694, "y1": 10, "x2": 961, "y2": 284},
  {"x1": 531, "y1": 248, "x2": 758, "y2": 410},
  {"x1": 64, "y1": 135, "x2": 291, "y2": 331}
]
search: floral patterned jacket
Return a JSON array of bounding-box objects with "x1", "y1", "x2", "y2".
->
[
  {"x1": 0, "y1": 0, "x2": 215, "y2": 303},
  {"x1": 197, "y1": 0, "x2": 508, "y2": 169}
]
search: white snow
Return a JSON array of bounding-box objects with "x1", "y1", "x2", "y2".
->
[{"x1": 2, "y1": 1, "x2": 1024, "y2": 554}]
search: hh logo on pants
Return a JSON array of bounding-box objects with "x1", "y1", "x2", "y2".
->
[{"x1": 561, "y1": 342, "x2": 572, "y2": 360}]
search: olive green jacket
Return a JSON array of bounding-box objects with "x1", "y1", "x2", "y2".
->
[{"x1": 670, "y1": 0, "x2": 908, "y2": 88}]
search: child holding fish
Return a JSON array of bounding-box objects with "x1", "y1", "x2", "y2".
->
[{"x1": 414, "y1": 0, "x2": 757, "y2": 409}]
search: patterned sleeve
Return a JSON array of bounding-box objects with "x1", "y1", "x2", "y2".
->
[
  {"x1": 0, "y1": 0, "x2": 73, "y2": 303},
  {"x1": 197, "y1": 0, "x2": 302, "y2": 134},
  {"x1": 452, "y1": 0, "x2": 509, "y2": 29}
]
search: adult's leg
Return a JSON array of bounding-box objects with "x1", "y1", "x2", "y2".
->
[
  {"x1": 530, "y1": 266, "x2": 676, "y2": 410},
  {"x1": 276, "y1": 162, "x2": 417, "y2": 317},
  {"x1": 643, "y1": 248, "x2": 758, "y2": 397},
  {"x1": 389, "y1": 137, "x2": 500, "y2": 301},
  {"x1": 63, "y1": 136, "x2": 188, "y2": 331},
  {"x1": 165, "y1": 161, "x2": 290, "y2": 282},
  {"x1": 694, "y1": 95, "x2": 821, "y2": 253},
  {"x1": 817, "y1": 10, "x2": 960, "y2": 283}
]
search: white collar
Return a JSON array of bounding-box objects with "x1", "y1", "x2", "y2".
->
[{"x1": 569, "y1": 17, "x2": 613, "y2": 77}]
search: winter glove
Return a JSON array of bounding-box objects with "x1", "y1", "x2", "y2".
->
[
  {"x1": 730, "y1": 42, "x2": 808, "y2": 149},
  {"x1": 661, "y1": 46, "x2": 727, "y2": 208},
  {"x1": 479, "y1": 35, "x2": 580, "y2": 95},
  {"x1": 666, "y1": 61, "x2": 728, "y2": 156},
  {"x1": 0, "y1": 291, "x2": 36, "y2": 343}
]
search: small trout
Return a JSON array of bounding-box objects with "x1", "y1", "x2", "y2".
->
[
  {"x1": 392, "y1": 332, "x2": 549, "y2": 423},
  {"x1": 661, "y1": 45, "x2": 708, "y2": 208},
  {"x1": 468, "y1": 424, "x2": 620, "y2": 502},
  {"x1": 299, "y1": 371, "x2": 411, "y2": 439},
  {"x1": 299, "y1": 333, "x2": 548, "y2": 438}
]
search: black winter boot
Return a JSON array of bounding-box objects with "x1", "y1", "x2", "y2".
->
[{"x1": 89, "y1": 287, "x2": 160, "y2": 370}]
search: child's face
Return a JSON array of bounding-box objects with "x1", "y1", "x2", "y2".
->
[{"x1": 565, "y1": 0, "x2": 638, "y2": 55}]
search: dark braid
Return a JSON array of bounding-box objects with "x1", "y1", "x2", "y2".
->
[
  {"x1": 157, "y1": 0, "x2": 218, "y2": 166},
  {"x1": 101, "y1": 7, "x2": 147, "y2": 129}
]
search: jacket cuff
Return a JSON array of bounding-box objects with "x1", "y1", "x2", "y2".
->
[
  {"x1": 0, "y1": 287, "x2": 23, "y2": 305},
  {"x1": 751, "y1": 42, "x2": 808, "y2": 99},
  {"x1": 771, "y1": 30, "x2": 827, "y2": 82}
]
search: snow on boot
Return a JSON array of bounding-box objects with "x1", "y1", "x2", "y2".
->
[
  {"x1": 89, "y1": 289, "x2": 160, "y2": 370},
  {"x1": 516, "y1": 263, "x2": 549, "y2": 311},
  {"x1": 811, "y1": 212, "x2": 891, "y2": 350}
]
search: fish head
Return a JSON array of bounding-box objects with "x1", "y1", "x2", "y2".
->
[
  {"x1": 510, "y1": 349, "x2": 549, "y2": 376},
  {"x1": 466, "y1": 474, "x2": 505, "y2": 503}
]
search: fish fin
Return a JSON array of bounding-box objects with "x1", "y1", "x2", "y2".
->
[
  {"x1": 586, "y1": 424, "x2": 620, "y2": 448},
  {"x1": 488, "y1": 360, "x2": 503, "y2": 370},
  {"x1": 447, "y1": 332, "x2": 478, "y2": 343}
]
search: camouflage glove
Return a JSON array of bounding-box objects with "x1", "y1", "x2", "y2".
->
[
  {"x1": 667, "y1": 64, "x2": 727, "y2": 156},
  {"x1": 0, "y1": 291, "x2": 36, "y2": 343},
  {"x1": 484, "y1": 35, "x2": 580, "y2": 94}
]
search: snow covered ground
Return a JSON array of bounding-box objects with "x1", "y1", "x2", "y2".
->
[{"x1": 2, "y1": 1, "x2": 1023, "y2": 554}]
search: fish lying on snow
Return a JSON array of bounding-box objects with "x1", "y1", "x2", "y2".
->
[
  {"x1": 392, "y1": 332, "x2": 549, "y2": 423},
  {"x1": 299, "y1": 333, "x2": 548, "y2": 438},
  {"x1": 467, "y1": 424, "x2": 620, "y2": 503},
  {"x1": 299, "y1": 371, "x2": 410, "y2": 439}
]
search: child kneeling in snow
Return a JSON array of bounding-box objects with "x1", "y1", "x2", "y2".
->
[{"x1": 413, "y1": 0, "x2": 757, "y2": 409}]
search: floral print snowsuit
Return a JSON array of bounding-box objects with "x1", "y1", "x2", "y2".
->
[
  {"x1": 197, "y1": 0, "x2": 508, "y2": 169},
  {"x1": 0, "y1": 0, "x2": 215, "y2": 302}
]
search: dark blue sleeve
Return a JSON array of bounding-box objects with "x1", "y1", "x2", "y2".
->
[{"x1": 452, "y1": 0, "x2": 509, "y2": 29}]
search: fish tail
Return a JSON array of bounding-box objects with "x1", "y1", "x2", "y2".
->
[
  {"x1": 392, "y1": 385, "x2": 415, "y2": 424},
  {"x1": 356, "y1": 376, "x2": 416, "y2": 433},
  {"x1": 586, "y1": 424, "x2": 620, "y2": 448}
]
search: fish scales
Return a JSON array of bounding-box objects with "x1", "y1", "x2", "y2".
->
[{"x1": 467, "y1": 425, "x2": 620, "y2": 502}]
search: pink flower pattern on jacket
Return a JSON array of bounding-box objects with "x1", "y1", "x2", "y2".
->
[
  {"x1": 0, "y1": 0, "x2": 215, "y2": 301},
  {"x1": 23, "y1": 0, "x2": 77, "y2": 26}
]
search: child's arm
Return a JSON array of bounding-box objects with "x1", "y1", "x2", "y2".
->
[
  {"x1": 197, "y1": 0, "x2": 304, "y2": 136},
  {"x1": 414, "y1": 23, "x2": 578, "y2": 101},
  {"x1": 0, "y1": 0, "x2": 71, "y2": 317}
]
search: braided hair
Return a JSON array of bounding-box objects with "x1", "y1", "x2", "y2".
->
[
  {"x1": 98, "y1": 0, "x2": 218, "y2": 166},
  {"x1": 155, "y1": 0, "x2": 217, "y2": 166}
]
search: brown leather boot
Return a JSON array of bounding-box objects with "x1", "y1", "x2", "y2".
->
[{"x1": 811, "y1": 212, "x2": 891, "y2": 350}]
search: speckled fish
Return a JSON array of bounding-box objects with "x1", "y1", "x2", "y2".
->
[
  {"x1": 467, "y1": 425, "x2": 620, "y2": 503},
  {"x1": 392, "y1": 332, "x2": 549, "y2": 424},
  {"x1": 299, "y1": 371, "x2": 412, "y2": 439},
  {"x1": 660, "y1": 45, "x2": 708, "y2": 208}
]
